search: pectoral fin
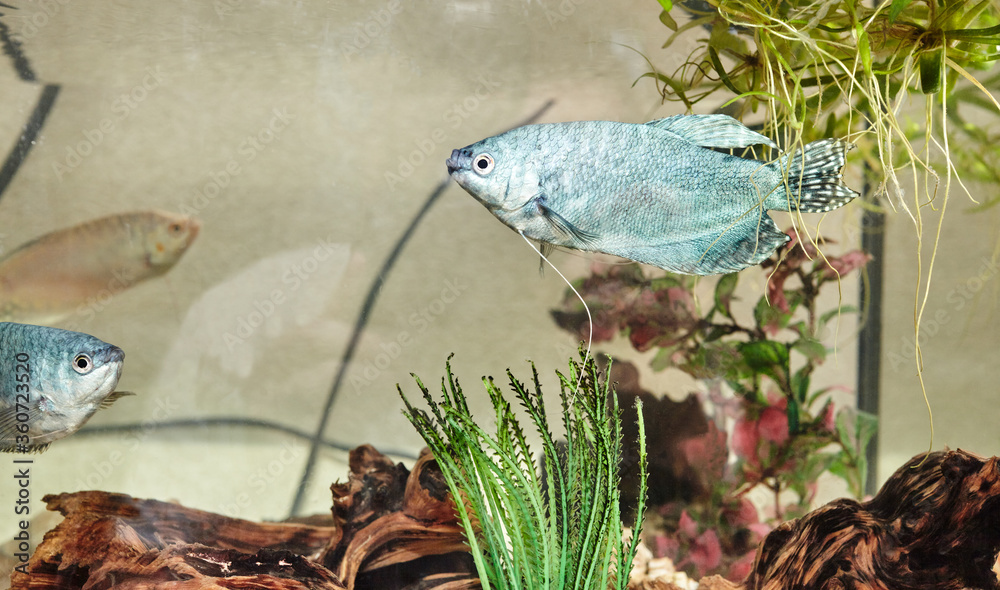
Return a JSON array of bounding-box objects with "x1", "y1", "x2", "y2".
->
[
  {"x1": 536, "y1": 201, "x2": 600, "y2": 248},
  {"x1": 100, "y1": 391, "x2": 135, "y2": 409},
  {"x1": 0, "y1": 401, "x2": 48, "y2": 453},
  {"x1": 537, "y1": 242, "x2": 552, "y2": 275},
  {"x1": 646, "y1": 114, "x2": 777, "y2": 149},
  {"x1": 1, "y1": 442, "x2": 49, "y2": 453}
]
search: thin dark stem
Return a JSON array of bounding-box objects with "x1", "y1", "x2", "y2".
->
[{"x1": 287, "y1": 100, "x2": 556, "y2": 518}]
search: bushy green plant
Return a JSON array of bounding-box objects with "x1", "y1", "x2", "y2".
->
[
  {"x1": 648, "y1": 0, "x2": 1000, "y2": 161},
  {"x1": 644, "y1": 0, "x2": 1000, "y2": 392},
  {"x1": 399, "y1": 351, "x2": 648, "y2": 590}
]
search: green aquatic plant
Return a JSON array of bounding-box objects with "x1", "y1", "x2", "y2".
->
[
  {"x1": 645, "y1": 0, "x2": 1000, "y2": 412},
  {"x1": 399, "y1": 351, "x2": 648, "y2": 590},
  {"x1": 552, "y1": 231, "x2": 876, "y2": 580},
  {"x1": 649, "y1": 0, "x2": 1000, "y2": 153}
]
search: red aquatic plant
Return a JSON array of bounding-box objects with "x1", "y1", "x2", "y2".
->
[
  {"x1": 552, "y1": 228, "x2": 877, "y2": 582},
  {"x1": 552, "y1": 262, "x2": 701, "y2": 351}
]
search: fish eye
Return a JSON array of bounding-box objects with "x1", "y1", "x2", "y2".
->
[
  {"x1": 473, "y1": 154, "x2": 495, "y2": 175},
  {"x1": 170, "y1": 223, "x2": 182, "y2": 233},
  {"x1": 72, "y1": 354, "x2": 93, "y2": 374}
]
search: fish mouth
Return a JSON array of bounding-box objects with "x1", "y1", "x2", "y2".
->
[
  {"x1": 97, "y1": 346, "x2": 125, "y2": 388},
  {"x1": 90, "y1": 345, "x2": 125, "y2": 394},
  {"x1": 185, "y1": 218, "x2": 202, "y2": 243},
  {"x1": 95, "y1": 345, "x2": 125, "y2": 365},
  {"x1": 446, "y1": 148, "x2": 473, "y2": 174}
]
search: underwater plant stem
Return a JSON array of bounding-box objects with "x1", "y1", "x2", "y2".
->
[
  {"x1": 794, "y1": 266, "x2": 819, "y2": 334},
  {"x1": 857, "y1": 135, "x2": 885, "y2": 497},
  {"x1": 0, "y1": 84, "x2": 59, "y2": 199},
  {"x1": 0, "y1": 12, "x2": 38, "y2": 82},
  {"x1": 75, "y1": 417, "x2": 420, "y2": 458},
  {"x1": 288, "y1": 101, "x2": 556, "y2": 518},
  {"x1": 288, "y1": 178, "x2": 447, "y2": 517},
  {"x1": 913, "y1": 78, "x2": 956, "y2": 462}
]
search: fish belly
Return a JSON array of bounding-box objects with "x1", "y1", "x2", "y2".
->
[
  {"x1": 547, "y1": 132, "x2": 784, "y2": 274},
  {"x1": 0, "y1": 236, "x2": 151, "y2": 323}
]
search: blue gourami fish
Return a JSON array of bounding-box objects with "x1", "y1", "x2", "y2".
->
[
  {"x1": 0, "y1": 210, "x2": 201, "y2": 324},
  {"x1": 0, "y1": 322, "x2": 128, "y2": 452},
  {"x1": 446, "y1": 114, "x2": 858, "y2": 275}
]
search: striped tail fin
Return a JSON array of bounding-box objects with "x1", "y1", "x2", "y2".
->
[{"x1": 769, "y1": 139, "x2": 858, "y2": 213}]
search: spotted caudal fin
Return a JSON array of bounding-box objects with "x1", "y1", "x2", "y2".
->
[{"x1": 769, "y1": 139, "x2": 858, "y2": 213}]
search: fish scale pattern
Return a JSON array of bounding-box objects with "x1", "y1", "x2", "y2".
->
[
  {"x1": 449, "y1": 115, "x2": 858, "y2": 275},
  {"x1": 0, "y1": 322, "x2": 125, "y2": 452}
]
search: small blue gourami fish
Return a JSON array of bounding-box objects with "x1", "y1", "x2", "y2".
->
[
  {"x1": 446, "y1": 114, "x2": 858, "y2": 275},
  {"x1": 0, "y1": 322, "x2": 128, "y2": 452}
]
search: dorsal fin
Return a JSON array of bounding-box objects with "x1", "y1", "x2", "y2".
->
[{"x1": 646, "y1": 114, "x2": 777, "y2": 149}]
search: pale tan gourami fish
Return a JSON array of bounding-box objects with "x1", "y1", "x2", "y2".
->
[{"x1": 0, "y1": 210, "x2": 201, "y2": 324}]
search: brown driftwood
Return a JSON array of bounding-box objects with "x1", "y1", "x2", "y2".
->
[
  {"x1": 320, "y1": 445, "x2": 477, "y2": 589},
  {"x1": 743, "y1": 449, "x2": 1000, "y2": 590},
  {"x1": 629, "y1": 575, "x2": 740, "y2": 590},
  {"x1": 10, "y1": 491, "x2": 344, "y2": 590},
  {"x1": 10, "y1": 445, "x2": 477, "y2": 590},
  {"x1": 10, "y1": 446, "x2": 1000, "y2": 590}
]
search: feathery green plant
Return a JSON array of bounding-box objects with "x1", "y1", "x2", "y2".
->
[{"x1": 399, "y1": 350, "x2": 648, "y2": 590}]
